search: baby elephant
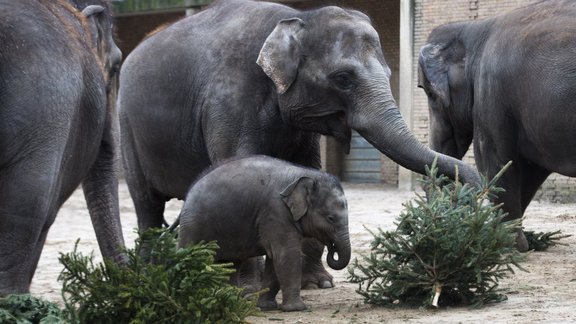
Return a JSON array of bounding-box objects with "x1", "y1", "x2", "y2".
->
[{"x1": 177, "y1": 155, "x2": 350, "y2": 311}]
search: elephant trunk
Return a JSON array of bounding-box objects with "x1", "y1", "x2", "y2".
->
[
  {"x1": 350, "y1": 86, "x2": 481, "y2": 186},
  {"x1": 326, "y1": 232, "x2": 351, "y2": 270}
]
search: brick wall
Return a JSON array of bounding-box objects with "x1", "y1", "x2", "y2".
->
[{"x1": 413, "y1": 0, "x2": 576, "y2": 202}]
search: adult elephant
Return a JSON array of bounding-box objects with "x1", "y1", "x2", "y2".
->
[
  {"x1": 0, "y1": 0, "x2": 124, "y2": 294},
  {"x1": 418, "y1": 0, "x2": 576, "y2": 251},
  {"x1": 118, "y1": 0, "x2": 479, "y2": 288}
]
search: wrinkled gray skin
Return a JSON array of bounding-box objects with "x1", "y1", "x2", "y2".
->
[
  {"x1": 0, "y1": 0, "x2": 124, "y2": 295},
  {"x1": 418, "y1": 0, "x2": 576, "y2": 251},
  {"x1": 119, "y1": 0, "x2": 479, "y2": 289},
  {"x1": 178, "y1": 156, "x2": 350, "y2": 312}
]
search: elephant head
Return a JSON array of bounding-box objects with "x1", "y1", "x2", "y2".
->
[
  {"x1": 257, "y1": 7, "x2": 480, "y2": 185},
  {"x1": 281, "y1": 176, "x2": 351, "y2": 270},
  {"x1": 418, "y1": 22, "x2": 474, "y2": 160}
]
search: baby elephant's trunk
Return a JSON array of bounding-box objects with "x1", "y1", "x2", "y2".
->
[{"x1": 326, "y1": 232, "x2": 351, "y2": 270}]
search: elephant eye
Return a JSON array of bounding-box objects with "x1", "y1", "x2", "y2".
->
[
  {"x1": 331, "y1": 71, "x2": 356, "y2": 90},
  {"x1": 326, "y1": 215, "x2": 335, "y2": 224}
]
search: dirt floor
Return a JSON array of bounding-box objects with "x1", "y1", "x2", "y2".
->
[{"x1": 31, "y1": 181, "x2": 576, "y2": 323}]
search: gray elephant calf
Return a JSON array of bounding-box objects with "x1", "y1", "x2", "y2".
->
[{"x1": 177, "y1": 156, "x2": 350, "y2": 311}]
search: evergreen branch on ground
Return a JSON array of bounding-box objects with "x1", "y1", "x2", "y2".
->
[
  {"x1": 524, "y1": 229, "x2": 572, "y2": 251},
  {"x1": 0, "y1": 294, "x2": 64, "y2": 324}
]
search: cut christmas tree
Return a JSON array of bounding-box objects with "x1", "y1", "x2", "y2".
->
[{"x1": 349, "y1": 160, "x2": 525, "y2": 308}]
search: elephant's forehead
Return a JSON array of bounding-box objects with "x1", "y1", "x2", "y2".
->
[
  {"x1": 313, "y1": 5, "x2": 374, "y2": 33},
  {"x1": 310, "y1": 21, "x2": 380, "y2": 64},
  {"x1": 328, "y1": 18, "x2": 376, "y2": 38},
  {"x1": 325, "y1": 187, "x2": 348, "y2": 209}
]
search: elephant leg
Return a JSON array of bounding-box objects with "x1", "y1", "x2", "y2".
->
[
  {"x1": 271, "y1": 245, "x2": 307, "y2": 312},
  {"x1": 230, "y1": 257, "x2": 264, "y2": 294},
  {"x1": 257, "y1": 257, "x2": 280, "y2": 311},
  {"x1": 228, "y1": 262, "x2": 244, "y2": 289},
  {"x1": 492, "y1": 160, "x2": 550, "y2": 252},
  {"x1": 83, "y1": 123, "x2": 126, "y2": 264},
  {"x1": 122, "y1": 156, "x2": 166, "y2": 261},
  {"x1": 490, "y1": 166, "x2": 528, "y2": 251},
  {"x1": 516, "y1": 159, "x2": 550, "y2": 251},
  {"x1": 301, "y1": 238, "x2": 333, "y2": 289},
  {"x1": 129, "y1": 182, "x2": 165, "y2": 233},
  {"x1": 474, "y1": 122, "x2": 527, "y2": 250},
  {"x1": 0, "y1": 166, "x2": 59, "y2": 295},
  {"x1": 132, "y1": 191, "x2": 165, "y2": 262},
  {"x1": 0, "y1": 212, "x2": 41, "y2": 294},
  {"x1": 519, "y1": 159, "x2": 550, "y2": 215},
  {"x1": 121, "y1": 122, "x2": 166, "y2": 232},
  {"x1": 24, "y1": 227, "x2": 51, "y2": 289}
]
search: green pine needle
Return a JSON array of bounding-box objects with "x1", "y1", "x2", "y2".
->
[
  {"x1": 0, "y1": 294, "x2": 64, "y2": 324},
  {"x1": 524, "y1": 230, "x2": 572, "y2": 251},
  {"x1": 348, "y1": 159, "x2": 525, "y2": 308},
  {"x1": 58, "y1": 229, "x2": 259, "y2": 323}
]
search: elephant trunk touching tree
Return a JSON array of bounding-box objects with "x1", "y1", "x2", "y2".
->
[
  {"x1": 118, "y1": 0, "x2": 479, "y2": 290},
  {"x1": 349, "y1": 85, "x2": 479, "y2": 185},
  {"x1": 418, "y1": 0, "x2": 576, "y2": 251}
]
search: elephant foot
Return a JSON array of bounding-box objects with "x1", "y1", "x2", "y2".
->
[
  {"x1": 257, "y1": 298, "x2": 278, "y2": 311},
  {"x1": 301, "y1": 258, "x2": 333, "y2": 289},
  {"x1": 516, "y1": 228, "x2": 529, "y2": 252},
  {"x1": 281, "y1": 299, "x2": 307, "y2": 312}
]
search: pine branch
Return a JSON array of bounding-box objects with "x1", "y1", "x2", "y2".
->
[
  {"x1": 348, "y1": 160, "x2": 525, "y2": 308},
  {"x1": 58, "y1": 229, "x2": 259, "y2": 323}
]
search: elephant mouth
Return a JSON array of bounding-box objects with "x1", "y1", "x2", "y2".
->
[
  {"x1": 285, "y1": 107, "x2": 351, "y2": 153},
  {"x1": 326, "y1": 112, "x2": 352, "y2": 154}
]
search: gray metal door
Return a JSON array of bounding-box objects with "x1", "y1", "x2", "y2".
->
[{"x1": 342, "y1": 131, "x2": 381, "y2": 182}]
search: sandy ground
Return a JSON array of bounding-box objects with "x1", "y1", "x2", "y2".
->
[{"x1": 31, "y1": 181, "x2": 576, "y2": 323}]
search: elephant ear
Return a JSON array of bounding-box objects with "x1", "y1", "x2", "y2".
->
[
  {"x1": 82, "y1": 5, "x2": 106, "y2": 50},
  {"x1": 418, "y1": 43, "x2": 450, "y2": 107},
  {"x1": 257, "y1": 18, "x2": 305, "y2": 94},
  {"x1": 280, "y1": 177, "x2": 315, "y2": 222},
  {"x1": 82, "y1": 4, "x2": 121, "y2": 78}
]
